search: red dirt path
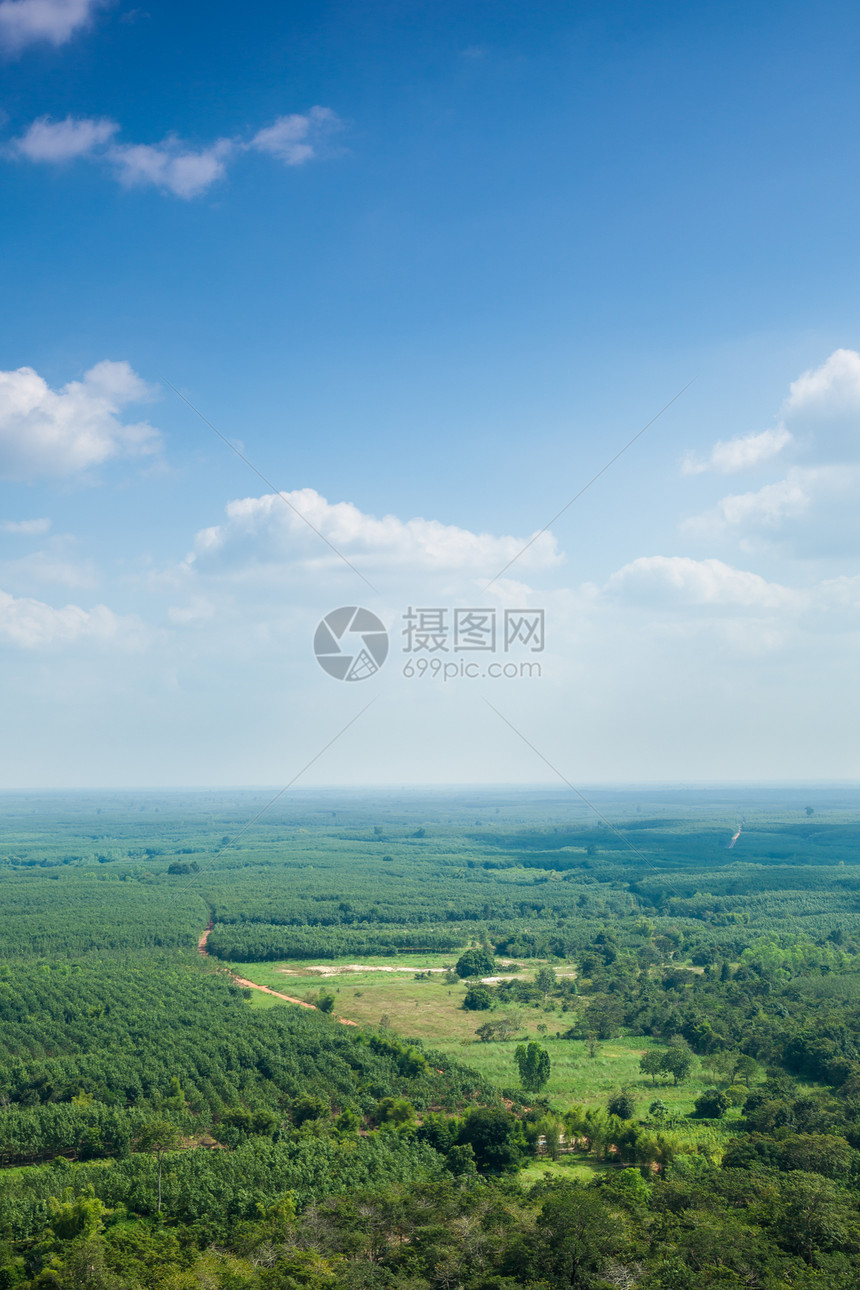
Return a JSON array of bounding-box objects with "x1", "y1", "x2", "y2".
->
[{"x1": 197, "y1": 921, "x2": 357, "y2": 1025}]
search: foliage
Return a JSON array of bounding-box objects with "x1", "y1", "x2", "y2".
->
[
  {"x1": 4, "y1": 791, "x2": 860, "y2": 1286},
  {"x1": 693, "y1": 1087, "x2": 730, "y2": 1119},
  {"x1": 514, "y1": 1042, "x2": 551, "y2": 1092},
  {"x1": 455, "y1": 948, "x2": 495, "y2": 979}
]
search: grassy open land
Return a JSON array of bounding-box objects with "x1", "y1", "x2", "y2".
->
[
  {"x1": 232, "y1": 954, "x2": 563, "y2": 1044},
  {"x1": 234, "y1": 955, "x2": 746, "y2": 1155},
  {"x1": 520, "y1": 1155, "x2": 607, "y2": 1183}
]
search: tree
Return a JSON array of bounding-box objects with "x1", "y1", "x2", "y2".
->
[
  {"x1": 134, "y1": 1119, "x2": 181, "y2": 1214},
  {"x1": 535, "y1": 966, "x2": 558, "y2": 1001},
  {"x1": 536, "y1": 1113, "x2": 563, "y2": 1161},
  {"x1": 290, "y1": 1095, "x2": 329, "y2": 1127},
  {"x1": 733, "y1": 1054, "x2": 758, "y2": 1088},
  {"x1": 455, "y1": 948, "x2": 495, "y2": 979},
  {"x1": 694, "y1": 1088, "x2": 730, "y2": 1118},
  {"x1": 372, "y1": 1097, "x2": 415, "y2": 1128},
  {"x1": 536, "y1": 1182, "x2": 620, "y2": 1288},
  {"x1": 476, "y1": 1016, "x2": 518, "y2": 1042},
  {"x1": 456, "y1": 1107, "x2": 522, "y2": 1174},
  {"x1": 775, "y1": 1172, "x2": 854, "y2": 1263},
  {"x1": 661, "y1": 1044, "x2": 694, "y2": 1086},
  {"x1": 463, "y1": 986, "x2": 492, "y2": 1011},
  {"x1": 515, "y1": 1041, "x2": 551, "y2": 1092},
  {"x1": 607, "y1": 1089, "x2": 636, "y2": 1120},
  {"x1": 639, "y1": 1051, "x2": 665, "y2": 1086}
]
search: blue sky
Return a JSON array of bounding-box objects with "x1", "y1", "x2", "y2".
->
[{"x1": 1, "y1": 0, "x2": 859, "y2": 788}]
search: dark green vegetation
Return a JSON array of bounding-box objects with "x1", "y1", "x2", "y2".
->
[{"x1": 2, "y1": 787, "x2": 860, "y2": 1286}]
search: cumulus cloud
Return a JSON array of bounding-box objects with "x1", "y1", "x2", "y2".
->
[
  {"x1": 0, "y1": 360, "x2": 160, "y2": 479},
  {"x1": 108, "y1": 137, "x2": 234, "y2": 199},
  {"x1": 604, "y1": 555, "x2": 799, "y2": 611},
  {"x1": 684, "y1": 350, "x2": 860, "y2": 552},
  {"x1": 785, "y1": 348, "x2": 860, "y2": 421},
  {"x1": 684, "y1": 465, "x2": 860, "y2": 554},
  {"x1": 682, "y1": 425, "x2": 792, "y2": 475},
  {"x1": 8, "y1": 106, "x2": 341, "y2": 197},
  {"x1": 0, "y1": 588, "x2": 142, "y2": 648},
  {"x1": 683, "y1": 349, "x2": 860, "y2": 484},
  {"x1": 0, "y1": 0, "x2": 103, "y2": 51},
  {"x1": 692, "y1": 472, "x2": 812, "y2": 532},
  {"x1": 186, "y1": 488, "x2": 561, "y2": 577},
  {"x1": 13, "y1": 114, "x2": 117, "y2": 160}
]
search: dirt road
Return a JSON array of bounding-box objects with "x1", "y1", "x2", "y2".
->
[{"x1": 197, "y1": 922, "x2": 357, "y2": 1025}]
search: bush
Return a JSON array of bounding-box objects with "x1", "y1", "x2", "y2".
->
[
  {"x1": 457, "y1": 1107, "x2": 523, "y2": 1174},
  {"x1": 694, "y1": 1088, "x2": 730, "y2": 1119},
  {"x1": 607, "y1": 1089, "x2": 636, "y2": 1120},
  {"x1": 291, "y1": 1095, "x2": 329, "y2": 1127},
  {"x1": 463, "y1": 987, "x2": 493, "y2": 1011},
  {"x1": 456, "y1": 948, "x2": 495, "y2": 979}
]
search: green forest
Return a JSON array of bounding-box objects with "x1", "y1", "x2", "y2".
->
[{"x1": 2, "y1": 787, "x2": 860, "y2": 1288}]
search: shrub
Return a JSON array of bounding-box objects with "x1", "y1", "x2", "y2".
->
[
  {"x1": 456, "y1": 948, "x2": 495, "y2": 979},
  {"x1": 607, "y1": 1089, "x2": 636, "y2": 1120},
  {"x1": 694, "y1": 1088, "x2": 730, "y2": 1119}
]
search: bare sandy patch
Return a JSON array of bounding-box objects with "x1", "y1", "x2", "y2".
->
[{"x1": 277, "y1": 963, "x2": 448, "y2": 977}]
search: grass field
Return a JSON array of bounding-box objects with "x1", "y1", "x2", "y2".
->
[{"x1": 232, "y1": 954, "x2": 747, "y2": 1153}]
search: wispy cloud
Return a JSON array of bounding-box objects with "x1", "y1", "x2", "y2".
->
[
  {"x1": 9, "y1": 107, "x2": 341, "y2": 197},
  {"x1": 14, "y1": 114, "x2": 117, "y2": 160},
  {"x1": 0, "y1": 517, "x2": 50, "y2": 534},
  {"x1": 0, "y1": 0, "x2": 105, "y2": 52},
  {"x1": 682, "y1": 425, "x2": 792, "y2": 475},
  {"x1": 248, "y1": 107, "x2": 339, "y2": 165},
  {"x1": 0, "y1": 359, "x2": 160, "y2": 480}
]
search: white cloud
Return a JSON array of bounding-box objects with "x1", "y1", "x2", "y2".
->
[
  {"x1": 682, "y1": 348, "x2": 860, "y2": 485},
  {"x1": 186, "y1": 487, "x2": 561, "y2": 577},
  {"x1": 0, "y1": 0, "x2": 103, "y2": 51},
  {"x1": 604, "y1": 555, "x2": 799, "y2": 611},
  {"x1": 248, "y1": 107, "x2": 339, "y2": 165},
  {"x1": 13, "y1": 114, "x2": 117, "y2": 160},
  {"x1": 0, "y1": 588, "x2": 142, "y2": 648},
  {"x1": 167, "y1": 597, "x2": 216, "y2": 625},
  {"x1": 684, "y1": 350, "x2": 860, "y2": 553},
  {"x1": 0, "y1": 359, "x2": 160, "y2": 479},
  {"x1": 0, "y1": 542, "x2": 98, "y2": 588},
  {"x1": 684, "y1": 464, "x2": 860, "y2": 556},
  {"x1": 697, "y1": 472, "x2": 812, "y2": 532},
  {"x1": 0, "y1": 517, "x2": 50, "y2": 534},
  {"x1": 682, "y1": 425, "x2": 792, "y2": 475},
  {"x1": 785, "y1": 348, "x2": 860, "y2": 421},
  {"x1": 108, "y1": 139, "x2": 233, "y2": 199},
  {"x1": 9, "y1": 107, "x2": 342, "y2": 198}
]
